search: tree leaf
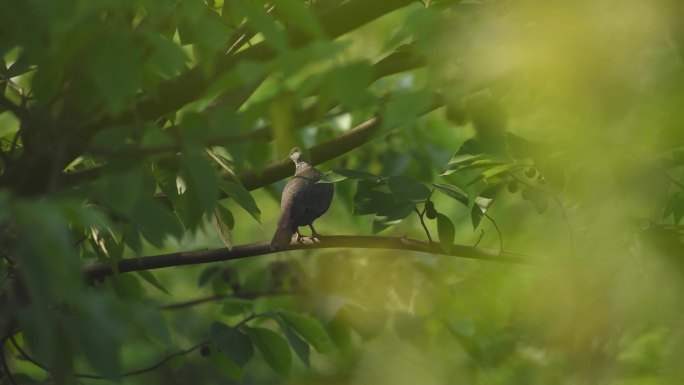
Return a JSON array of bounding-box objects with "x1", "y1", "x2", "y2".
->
[
  {"x1": 213, "y1": 205, "x2": 234, "y2": 250},
  {"x1": 386, "y1": 176, "x2": 431, "y2": 202},
  {"x1": 136, "y1": 271, "x2": 169, "y2": 295},
  {"x1": 208, "y1": 347, "x2": 243, "y2": 381},
  {"x1": 436, "y1": 214, "x2": 455, "y2": 253},
  {"x1": 210, "y1": 322, "x2": 254, "y2": 367},
  {"x1": 233, "y1": 0, "x2": 288, "y2": 52},
  {"x1": 278, "y1": 320, "x2": 310, "y2": 367},
  {"x1": 433, "y1": 183, "x2": 469, "y2": 206},
  {"x1": 198, "y1": 265, "x2": 221, "y2": 287},
  {"x1": 220, "y1": 180, "x2": 261, "y2": 223},
  {"x1": 382, "y1": 90, "x2": 434, "y2": 130},
  {"x1": 470, "y1": 204, "x2": 483, "y2": 230},
  {"x1": 332, "y1": 168, "x2": 380, "y2": 182},
  {"x1": 245, "y1": 327, "x2": 292, "y2": 377},
  {"x1": 272, "y1": 0, "x2": 326, "y2": 39},
  {"x1": 278, "y1": 311, "x2": 335, "y2": 353},
  {"x1": 329, "y1": 61, "x2": 374, "y2": 110},
  {"x1": 180, "y1": 147, "x2": 220, "y2": 229},
  {"x1": 130, "y1": 199, "x2": 184, "y2": 247},
  {"x1": 85, "y1": 32, "x2": 142, "y2": 113}
]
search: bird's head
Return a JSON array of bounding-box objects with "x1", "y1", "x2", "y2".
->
[{"x1": 289, "y1": 147, "x2": 303, "y2": 162}]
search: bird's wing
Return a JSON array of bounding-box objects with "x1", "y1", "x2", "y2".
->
[{"x1": 294, "y1": 182, "x2": 334, "y2": 214}]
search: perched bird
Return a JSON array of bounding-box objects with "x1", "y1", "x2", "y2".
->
[{"x1": 270, "y1": 147, "x2": 334, "y2": 250}]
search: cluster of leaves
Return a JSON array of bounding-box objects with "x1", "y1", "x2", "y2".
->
[{"x1": 2, "y1": 0, "x2": 684, "y2": 384}]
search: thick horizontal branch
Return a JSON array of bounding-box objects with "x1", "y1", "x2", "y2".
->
[{"x1": 83, "y1": 235, "x2": 538, "y2": 282}]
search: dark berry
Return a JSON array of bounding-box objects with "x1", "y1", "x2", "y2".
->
[
  {"x1": 507, "y1": 181, "x2": 518, "y2": 193},
  {"x1": 425, "y1": 200, "x2": 435, "y2": 211},
  {"x1": 425, "y1": 208, "x2": 438, "y2": 219},
  {"x1": 200, "y1": 346, "x2": 211, "y2": 357},
  {"x1": 525, "y1": 168, "x2": 537, "y2": 178}
]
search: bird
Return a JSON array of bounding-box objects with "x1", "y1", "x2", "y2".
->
[{"x1": 270, "y1": 147, "x2": 334, "y2": 250}]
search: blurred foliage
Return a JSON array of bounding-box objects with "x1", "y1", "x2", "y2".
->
[{"x1": 1, "y1": 0, "x2": 684, "y2": 384}]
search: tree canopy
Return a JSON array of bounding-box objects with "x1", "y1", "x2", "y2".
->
[{"x1": 1, "y1": 0, "x2": 684, "y2": 384}]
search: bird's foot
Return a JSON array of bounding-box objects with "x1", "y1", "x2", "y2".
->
[
  {"x1": 295, "y1": 230, "x2": 305, "y2": 243},
  {"x1": 308, "y1": 227, "x2": 323, "y2": 242}
]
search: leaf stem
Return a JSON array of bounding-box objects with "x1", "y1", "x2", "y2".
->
[{"x1": 414, "y1": 208, "x2": 434, "y2": 243}]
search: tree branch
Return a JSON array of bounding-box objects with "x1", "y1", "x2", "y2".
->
[
  {"x1": 159, "y1": 291, "x2": 297, "y2": 311},
  {"x1": 84, "y1": 235, "x2": 540, "y2": 282}
]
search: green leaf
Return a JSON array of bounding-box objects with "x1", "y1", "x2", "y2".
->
[
  {"x1": 144, "y1": 32, "x2": 188, "y2": 79},
  {"x1": 271, "y1": 0, "x2": 326, "y2": 39},
  {"x1": 332, "y1": 168, "x2": 380, "y2": 182},
  {"x1": 210, "y1": 322, "x2": 254, "y2": 367},
  {"x1": 481, "y1": 164, "x2": 516, "y2": 183},
  {"x1": 372, "y1": 200, "x2": 415, "y2": 234},
  {"x1": 245, "y1": 327, "x2": 292, "y2": 377},
  {"x1": 65, "y1": 314, "x2": 120, "y2": 379},
  {"x1": 433, "y1": 183, "x2": 469, "y2": 206},
  {"x1": 130, "y1": 199, "x2": 184, "y2": 247},
  {"x1": 178, "y1": 9, "x2": 230, "y2": 53},
  {"x1": 180, "y1": 147, "x2": 220, "y2": 228},
  {"x1": 382, "y1": 90, "x2": 434, "y2": 130},
  {"x1": 137, "y1": 271, "x2": 169, "y2": 295},
  {"x1": 198, "y1": 265, "x2": 221, "y2": 287},
  {"x1": 97, "y1": 163, "x2": 153, "y2": 216},
  {"x1": 85, "y1": 32, "x2": 142, "y2": 113},
  {"x1": 208, "y1": 347, "x2": 243, "y2": 381},
  {"x1": 329, "y1": 61, "x2": 374, "y2": 110},
  {"x1": 233, "y1": 0, "x2": 288, "y2": 52},
  {"x1": 278, "y1": 311, "x2": 335, "y2": 353},
  {"x1": 214, "y1": 205, "x2": 234, "y2": 250},
  {"x1": 386, "y1": 176, "x2": 431, "y2": 202},
  {"x1": 443, "y1": 159, "x2": 504, "y2": 176},
  {"x1": 470, "y1": 205, "x2": 483, "y2": 230},
  {"x1": 436, "y1": 214, "x2": 455, "y2": 253},
  {"x1": 166, "y1": 355, "x2": 185, "y2": 372},
  {"x1": 220, "y1": 180, "x2": 261, "y2": 223},
  {"x1": 279, "y1": 320, "x2": 310, "y2": 367},
  {"x1": 221, "y1": 298, "x2": 253, "y2": 317}
]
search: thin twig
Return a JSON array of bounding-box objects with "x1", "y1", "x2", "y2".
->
[
  {"x1": 414, "y1": 208, "x2": 433, "y2": 243},
  {"x1": 10, "y1": 332, "x2": 207, "y2": 380},
  {"x1": 473, "y1": 229, "x2": 484, "y2": 247},
  {"x1": 553, "y1": 196, "x2": 575, "y2": 256},
  {"x1": 484, "y1": 213, "x2": 503, "y2": 252},
  {"x1": 6, "y1": 309, "x2": 267, "y2": 380},
  {"x1": 159, "y1": 291, "x2": 297, "y2": 311}
]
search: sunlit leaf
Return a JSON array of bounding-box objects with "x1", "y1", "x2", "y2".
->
[
  {"x1": 433, "y1": 183, "x2": 469, "y2": 206},
  {"x1": 436, "y1": 213, "x2": 455, "y2": 253},
  {"x1": 220, "y1": 180, "x2": 261, "y2": 223},
  {"x1": 278, "y1": 311, "x2": 335, "y2": 353}
]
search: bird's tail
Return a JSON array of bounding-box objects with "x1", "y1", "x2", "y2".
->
[{"x1": 270, "y1": 211, "x2": 293, "y2": 250}]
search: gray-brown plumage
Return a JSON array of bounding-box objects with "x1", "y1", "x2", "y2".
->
[{"x1": 270, "y1": 147, "x2": 334, "y2": 250}]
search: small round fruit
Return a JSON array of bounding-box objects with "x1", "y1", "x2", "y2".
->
[
  {"x1": 525, "y1": 168, "x2": 537, "y2": 178},
  {"x1": 425, "y1": 208, "x2": 438, "y2": 219},
  {"x1": 507, "y1": 181, "x2": 518, "y2": 193},
  {"x1": 425, "y1": 200, "x2": 435, "y2": 211},
  {"x1": 200, "y1": 346, "x2": 211, "y2": 357}
]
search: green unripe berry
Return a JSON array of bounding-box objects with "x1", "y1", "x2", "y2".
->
[{"x1": 425, "y1": 208, "x2": 438, "y2": 219}]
